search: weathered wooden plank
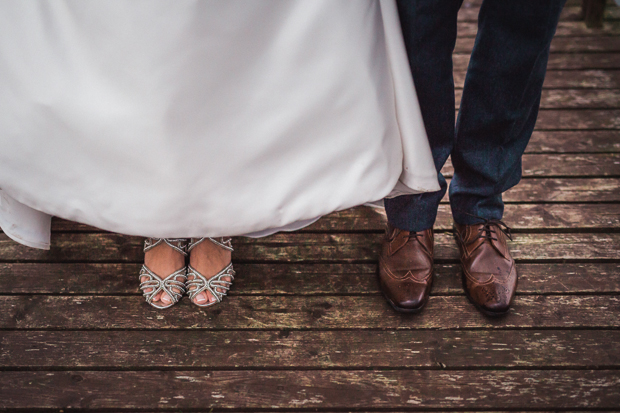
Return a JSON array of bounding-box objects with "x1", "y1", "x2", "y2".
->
[
  {"x1": 564, "y1": 4, "x2": 620, "y2": 21},
  {"x1": 0, "y1": 233, "x2": 143, "y2": 262},
  {"x1": 1, "y1": 262, "x2": 618, "y2": 295},
  {"x1": 538, "y1": 89, "x2": 620, "y2": 108},
  {"x1": 1, "y1": 295, "x2": 618, "y2": 329},
  {"x1": 456, "y1": 5, "x2": 620, "y2": 23},
  {"x1": 1, "y1": 370, "x2": 618, "y2": 409},
  {"x1": 527, "y1": 130, "x2": 620, "y2": 153},
  {"x1": 309, "y1": 203, "x2": 620, "y2": 231},
  {"x1": 305, "y1": 204, "x2": 620, "y2": 231},
  {"x1": 1, "y1": 232, "x2": 619, "y2": 262},
  {"x1": 455, "y1": 89, "x2": 620, "y2": 109},
  {"x1": 466, "y1": 0, "x2": 594, "y2": 7},
  {"x1": 457, "y1": 21, "x2": 620, "y2": 37},
  {"x1": 528, "y1": 110, "x2": 620, "y2": 130},
  {"x1": 497, "y1": 203, "x2": 620, "y2": 229},
  {"x1": 0, "y1": 263, "x2": 141, "y2": 294},
  {"x1": 525, "y1": 153, "x2": 620, "y2": 176},
  {"x1": 542, "y1": 70, "x2": 620, "y2": 88},
  {"x1": 237, "y1": 232, "x2": 620, "y2": 262},
  {"x1": 454, "y1": 53, "x2": 620, "y2": 71},
  {"x1": 547, "y1": 53, "x2": 620, "y2": 71},
  {"x1": 499, "y1": 178, "x2": 620, "y2": 202},
  {"x1": 456, "y1": 37, "x2": 620, "y2": 53},
  {"x1": 455, "y1": 70, "x2": 620, "y2": 90},
  {"x1": 1, "y1": 330, "x2": 617, "y2": 369},
  {"x1": 441, "y1": 154, "x2": 620, "y2": 177},
  {"x1": 462, "y1": 0, "x2": 615, "y2": 11}
]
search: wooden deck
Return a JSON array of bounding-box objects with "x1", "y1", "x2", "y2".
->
[{"x1": 1, "y1": 1, "x2": 619, "y2": 411}]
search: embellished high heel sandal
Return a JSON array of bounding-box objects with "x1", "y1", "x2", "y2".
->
[
  {"x1": 139, "y1": 238, "x2": 188, "y2": 309},
  {"x1": 186, "y1": 237, "x2": 235, "y2": 307}
]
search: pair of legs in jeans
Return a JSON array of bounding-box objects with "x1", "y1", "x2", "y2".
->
[
  {"x1": 377, "y1": 0, "x2": 566, "y2": 315},
  {"x1": 386, "y1": 0, "x2": 566, "y2": 230}
]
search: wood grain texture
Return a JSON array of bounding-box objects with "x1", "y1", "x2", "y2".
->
[
  {"x1": 540, "y1": 70, "x2": 620, "y2": 89},
  {"x1": 455, "y1": 89, "x2": 620, "y2": 109},
  {"x1": 498, "y1": 178, "x2": 620, "y2": 202},
  {"x1": 457, "y1": 21, "x2": 620, "y2": 37},
  {"x1": 527, "y1": 130, "x2": 620, "y2": 153},
  {"x1": 441, "y1": 153, "x2": 620, "y2": 177},
  {"x1": 1, "y1": 330, "x2": 618, "y2": 369},
  {"x1": 1, "y1": 370, "x2": 618, "y2": 409},
  {"x1": 0, "y1": 5, "x2": 618, "y2": 412},
  {"x1": 454, "y1": 110, "x2": 620, "y2": 130},
  {"x1": 519, "y1": 110, "x2": 620, "y2": 129},
  {"x1": 456, "y1": 5, "x2": 620, "y2": 23},
  {"x1": 394, "y1": 203, "x2": 620, "y2": 231},
  {"x1": 539, "y1": 89, "x2": 620, "y2": 108},
  {"x1": 1, "y1": 262, "x2": 618, "y2": 295},
  {"x1": 455, "y1": 36, "x2": 620, "y2": 53},
  {"x1": 2, "y1": 262, "x2": 618, "y2": 295},
  {"x1": 1, "y1": 295, "x2": 618, "y2": 329},
  {"x1": 455, "y1": 70, "x2": 620, "y2": 92},
  {"x1": 454, "y1": 53, "x2": 620, "y2": 71},
  {"x1": 346, "y1": 203, "x2": 604, "y2": 232},
  {"x1": 1, "y1": 232, "x2": 619, "y2": 262}
]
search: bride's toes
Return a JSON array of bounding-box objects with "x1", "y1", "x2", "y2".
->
[
  {"x1": 215, "y1": 275, "x2": 232, "y2": 295},
  {"x1": 140, "y1": 276, "x2": 161, "y2": 302},
  {"x1": 160, "y1": 292, "x2": 172, "y2": 305},
  {"x1": 140, "y1": 238, "x2": 188, "y2": 309},
  {"x1": 187, "y1": 238, "x2": 234, "y2": 307},
  {"x1": 140, "y1": 275, "x2": 165, "y2": 304},
  {"x1": 193, "y1": 291, "x2": 210, "y2": 305}
]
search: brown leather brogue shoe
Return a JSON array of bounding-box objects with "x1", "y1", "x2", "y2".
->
[
  {"x1": 378, "y1": 223, "x2": 434, "y2": 313},
  {"x1": 454, "y1": 220, "x2": 517, "y2": 316}
]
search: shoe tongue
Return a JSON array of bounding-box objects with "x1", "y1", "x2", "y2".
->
[
  {"x1": 389, "y1": 229, "x2": 410, "y2": 256},
  {"x1": 490, "y1": 232, "x2": 509, "y2": 259},
  {"x1": 469, "y1": 225, "x2": 508, "y2": 259}
]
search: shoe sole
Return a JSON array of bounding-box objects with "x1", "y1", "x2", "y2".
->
[{"x1": 381, "y1": 290, "x2": 426, "y2": 314}]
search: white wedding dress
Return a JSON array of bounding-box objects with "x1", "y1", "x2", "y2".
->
[{"x1": 0, "y1": 0, "x2": 439, "y2": 249}]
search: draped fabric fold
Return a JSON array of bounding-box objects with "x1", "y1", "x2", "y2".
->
[{"x1": 0, "y1": 0, "x2": 438, "y2": 249}]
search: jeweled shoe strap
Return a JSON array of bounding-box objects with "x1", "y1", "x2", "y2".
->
[
  {"x1": 139, "y1": 265, "x2": 187, "y2": 307},
  {"x1": 144, "y1": 238, "x2": 189, "y2": 256},
  {"x1": 186, "y1": 263, "x2": 235, "y2": 302}
]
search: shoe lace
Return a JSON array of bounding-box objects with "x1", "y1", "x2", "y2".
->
[
  {"x1": 465, "y1": 213, "x2": 513, "y2": 242},
  {"x1": 408, "y1": 231, "x2": 424, "y2": 241}
]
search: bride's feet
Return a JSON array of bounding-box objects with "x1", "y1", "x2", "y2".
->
[
  {"x1": 140, "y1": 238, "x2": 187, "y2": 308},
  {"x1": 187, "y1": 238, "x2": 234, "y2": 306}
]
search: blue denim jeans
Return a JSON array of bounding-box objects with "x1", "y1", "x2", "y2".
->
[{"x1": 385, "y1": 0, "x2": 566, "y2": 231}]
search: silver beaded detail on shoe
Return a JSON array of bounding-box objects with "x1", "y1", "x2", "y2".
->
[
  {"x1": 139, "y1": 238, "x2": 188, "y2": 309},
  {"x1": 186, "y1": 237, "x2": 235, "y2": 307}
]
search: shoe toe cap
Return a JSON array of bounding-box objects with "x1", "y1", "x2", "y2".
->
[
  {"x1": 476, "y1": 283, "x2": 514, "y2": 315},
  {"x1": 380, "y1": 277, "x2": 431, "y2": 311}
]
